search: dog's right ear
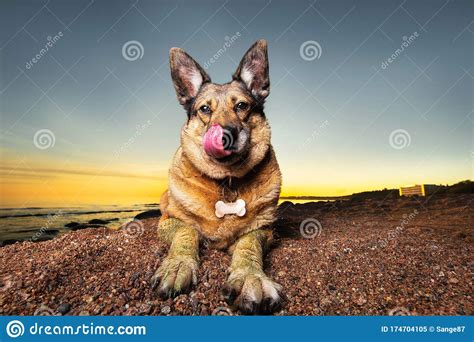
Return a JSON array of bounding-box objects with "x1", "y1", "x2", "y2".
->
[{"x1": 169, "y1": 47, "x2": 210, "y2": 108}]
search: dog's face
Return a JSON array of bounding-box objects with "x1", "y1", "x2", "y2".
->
[{"x1": 169, "y1": 40, "x2": 272, "y2": 179}]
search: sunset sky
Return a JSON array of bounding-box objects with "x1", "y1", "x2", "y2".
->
[{"x1": 1, "y1": 0, "x2": 472, "y2": 207}]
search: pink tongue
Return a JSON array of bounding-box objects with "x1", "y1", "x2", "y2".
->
[{"x1": 203, "y1": 124, "x2": 232, "y2": 158}]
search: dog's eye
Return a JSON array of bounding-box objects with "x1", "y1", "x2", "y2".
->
[
  {"x1": 235, "y1": 102, "x2": 249, "y2": 112},
  {"x1": 199, "y1": 105, "x2": 211, "y2": 114}
]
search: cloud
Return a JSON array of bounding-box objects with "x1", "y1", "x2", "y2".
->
[{"x1": 0, "y1": 165, "x2": 166, "y2": 181}]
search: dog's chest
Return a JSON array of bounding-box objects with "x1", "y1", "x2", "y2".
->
[
  {"x1": 166, "y1": 149, "x2": 281, "y2": 247},
  {"x1": 183, "y1": 175, "x2": 252, "y2": 218},
  {"x1": 170, "y1": 171, "x2": 263, "y2": 231}
]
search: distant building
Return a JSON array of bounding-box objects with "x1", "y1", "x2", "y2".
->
[{"x1": 399, "y1": 184, "x2": 439, "y2": 196}]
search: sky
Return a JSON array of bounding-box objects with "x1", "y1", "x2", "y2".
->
[{"x1": 0, "y1": 0, "x2": 472, "y2": 207}]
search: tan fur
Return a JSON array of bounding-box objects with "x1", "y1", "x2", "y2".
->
[
  {"x1": 152, "y1": 40, "x2": 282, "y2": 314},
  {"x1": 160, "y1": 79, "x2": 281, "y2": 248},
  {"x1": 163, "y1": 145, "x2": 280, "y2": 249},
  {"x1": 181, "y1": 82, "x2": 273, "y2": 179}
]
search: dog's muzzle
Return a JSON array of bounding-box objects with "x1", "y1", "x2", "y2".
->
[{"x1": 203, "y1": 124, "x2": 248, "y2": 159}]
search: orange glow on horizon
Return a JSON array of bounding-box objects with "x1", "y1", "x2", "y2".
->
[{"x1": 1, "y1": 152, "x2": 469, "y2": 207}]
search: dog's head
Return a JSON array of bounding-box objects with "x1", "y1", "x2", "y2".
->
[{"x1": 169, "y1": 40, "x2": 271, "y2": 179}]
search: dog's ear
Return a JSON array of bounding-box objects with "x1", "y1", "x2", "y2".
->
[
  {"x1": 169, "y1": 47, "x2": 210, "y2": 107},
  {"x1": 233, "y1": 39, "x2": 269, "y2": 100}
]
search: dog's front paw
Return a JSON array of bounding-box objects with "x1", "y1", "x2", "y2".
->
[
  {"x1": 223, "y1": 269, "x2": 282, "y2": 315},
  {"x1": 151, "y1": 255, "x2": 198, "y2": 298}
]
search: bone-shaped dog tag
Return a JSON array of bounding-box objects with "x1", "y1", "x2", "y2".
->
[{"x1": 215, "y1": 199, "x2": 246, "y2": 218}]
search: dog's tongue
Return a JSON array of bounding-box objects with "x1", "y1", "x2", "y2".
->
[{"x1": 203, "y1": 124, "x2": 232, "y2": 158}]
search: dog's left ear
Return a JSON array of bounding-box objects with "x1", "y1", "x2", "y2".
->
[{"x1": 233, "y1": 39, "x2": 270, "y2": 100}]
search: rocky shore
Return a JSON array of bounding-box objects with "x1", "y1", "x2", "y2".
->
[{"x1": 0, "y1": 194, "x2": 472, "y2": 315}]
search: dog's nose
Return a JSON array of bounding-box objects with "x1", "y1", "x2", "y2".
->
[{"x1": 222, "y1": 125, "x2": 239, "y2": 150}]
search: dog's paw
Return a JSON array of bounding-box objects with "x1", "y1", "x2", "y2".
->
[
  {"x1": 223, "y1": 269, "x2": 282, "y2": 315},
  {"x1": 151, "y1": 255, "x2": 198, "y2": 298}
]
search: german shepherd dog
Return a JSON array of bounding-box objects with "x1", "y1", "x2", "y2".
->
[{"x1": 151, "y1": 40, "x2": 282, "y2": 314}]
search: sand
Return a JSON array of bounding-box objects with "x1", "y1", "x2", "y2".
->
[{"x1": 0, "y1": 194, "x2": 472, "y2": 316}]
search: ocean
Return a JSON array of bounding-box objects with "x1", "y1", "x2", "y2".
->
[
  {"x1": 0, "y1": 204, "x2": 159, "y2": 246},
  {"x1": 0, "y1": 199, "x2": 332, "y2": 246}
]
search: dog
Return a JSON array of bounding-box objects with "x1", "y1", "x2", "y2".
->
[{"x1": 151, "y1": 40, "x2": 282, "y2": 314}]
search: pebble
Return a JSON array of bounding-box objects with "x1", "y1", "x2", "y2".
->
[
  {"x1": 0, "y1": 196, "x2": 471, "y2": 316},
  {"x1": 57, "y1": 303, "x2": 71, "y2": 315},
  {"x1": 138, "y1": 304, "x2": 152, "y2": 314}
]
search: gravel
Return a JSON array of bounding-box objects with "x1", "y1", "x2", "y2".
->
[{"x1": 0, "y1": 194, "x2": 472, "y2": 316}]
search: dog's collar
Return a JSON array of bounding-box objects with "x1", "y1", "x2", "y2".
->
[{"x1": 218, "y1": 177, "x2": 239, "y2": 203}]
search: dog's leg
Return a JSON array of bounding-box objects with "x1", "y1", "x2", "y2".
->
[
  {"x1": 151, "y1": 217, "x2": 199, "y2": 298},
  {"x1": 223, "y1": 230, "x2": 282, "y2": 314}
]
